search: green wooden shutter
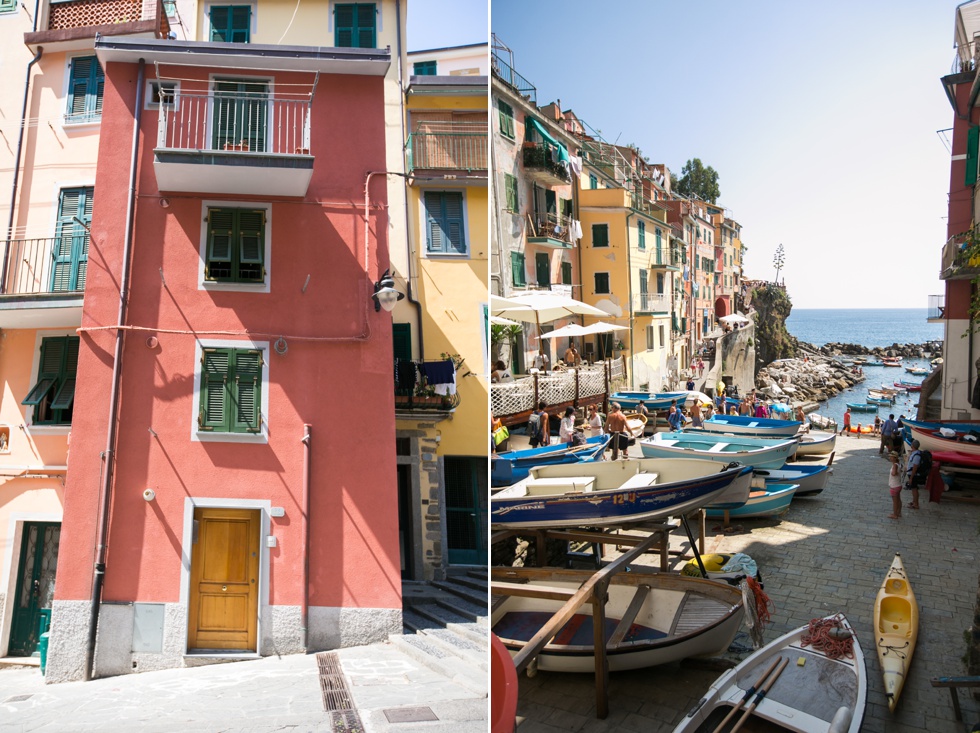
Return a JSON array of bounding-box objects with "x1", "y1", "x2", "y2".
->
[
  {"x1": 413, "y1": 61, "x2": 436, "y2": 76},
  {"x1": 497, "y1": 100, "x2": 514, "y2": 139},
  {"x1": 52, "y1": 187, "x2": 91, "y2": 293},
  {"x1": 50, "y1": 338, "x2": 79, "y2": 411},
  {"x1": 22, "y1": 339, "x2": 63, "y2": 407},
  {"x1": 213, "y1": 80, "x2": 267, "y2": 152},
  {"x1": 67, "y1": 56, "x2": 104, "y2": 121},
  {"x1": 968, "y1": 126, "x2": 979, "y2": 187},
  {"x1": 200, "y1": 349, "x2": 230, "y2": 431},
  {"x1": 0, "y1": 0, "x2": 17, "y2": 12},
  {"x1": 510, "y1": 251, "x2": 525, "y2": 287},
  {"x1": 210, "y1": 6, "x2": 230, "y2": 40},
  {"x1": 424, "y1": 192, "x2": 466, "y2": 254},
  {"x1": 237, "y1": 209, "x2": 265, "y2": 282},
  {"x1": 392, "y1": 323, "x2": 412, "y2": 362},
  {"x1": 535, "y1": 252, "x2": 550, "y2": 286},
  {"x1": 335, "y1": 4, "x2": 375, "y2": 48},
  {"x1": 505, "y1": 174, "x2": 518, "y2": 212},
  {"x1": 443, "y1": 192, "x2": 465, "y2": 254},
  {"x1": 562, "y1": 261, "x2": 572, "y2": 284},
  {"x1": 355, "y1": 3, "x2": 376, "y2": 48},
  {"x1": 639, "y1": 269, "x2": 648, "y2": 294},
  {"x1": 210, "y1": 6, "x2": 250, "y2": 42},
  {"x1": 638, "y1": 221, "x2": 646, "y2": 249},
  {"x1": 424, "y1": 192, "x2": 445, "y2": 253},
  {"x1": 232, "y1": 350, "x2": 262, "y2": 432},
  {"x1": 592, "y1": 223, "x2": 608, "y2": 247},
  {"x1": 207, "y1": 209, "x2": 234, "y2": 280}
]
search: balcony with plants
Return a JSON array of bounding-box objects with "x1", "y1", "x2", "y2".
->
[{"x1": 394, "y1": 356, "x2": 461, "y2": 415}]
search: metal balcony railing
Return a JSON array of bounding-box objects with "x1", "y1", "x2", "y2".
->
[
  {"x1": 633, "y1": 292, "x2": 670, "y2": 314},
  {"x1": 406, "y1": 130, "x2": 487, "y2": 173},
  {"x1": 0, "y1": 236, "x2": 87, "y2": 296},
  {"x1": 522, "y1": 142, "x2": 570, "y2": 183},
  {"x1": 490, "y1": 47, "x2": 536, "y2": 104},
  {"x1": 927, "y1": 294, "x2": 945, "y2": 320},
  {"x1": 530, "y1": 212, "x2": 573, "y2": 245},
  {"x1": 157, "y1": 92, "x2": 312, "y2": 156}
]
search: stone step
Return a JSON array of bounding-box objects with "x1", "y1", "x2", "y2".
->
[
  {"x1": 388, "y1": 634, "x2": 486, "y2": 695},
  {"x1": 431, "y1": 579, "x2": 489, "y2": 608},
  {"x1": 464, "y1": 568, "x2": 488, "y2": 582},
  {"x1": 416, "y1": 628, "x2": 488, "y2": 670},
  {"x1": 440, "y1": 573, "x2": 488, "y2": 593},
  {"x1": 435, "y1": 595, "x2": 488, "y2": 626}
]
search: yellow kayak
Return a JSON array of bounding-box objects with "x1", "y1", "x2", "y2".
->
[{"x1": 874, "y1": 553, "x2": 918, "y2": 711}]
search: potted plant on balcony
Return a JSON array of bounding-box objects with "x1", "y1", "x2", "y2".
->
[{"x1": 223, "y1": 140, "x2": 250, "y2": 152}]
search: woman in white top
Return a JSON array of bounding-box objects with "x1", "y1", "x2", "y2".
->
[
  {"x1": 559, "y1": 407, "x2": 577, "y2": 444},
  {"x1": 587, "y1": 404, "x2": 604, "y2": 437}
]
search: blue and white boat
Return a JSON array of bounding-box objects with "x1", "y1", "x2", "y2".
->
[
  {"x1": 490, "y1": 458, "x2": 752, "y2": 529},
  {"x1": 639, "y1": 432, "x2": 798, "y2": 469},
  {"x1": 752, "y1": 464, "x2": 831, "y2": 496},
  {"x1": 704, "y1": 483, "x2": 799, "y2": 519},
  {"x1": 609, "y1": 391, "x2": 688, "y2": 411},
  {"x1": 697, "y1": 415, "x2": 802, "y2": 438},
  {"x1": 490, "y1": 435, "x2": 611, "y2": 488}
]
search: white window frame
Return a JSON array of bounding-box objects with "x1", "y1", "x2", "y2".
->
[
  {"x1": 145, "y1": 79, "x2": 180, "y2": 110},
  {"x1": 191, "y1": 338, "x2": 270, "y2": 444},
  {"x1": 328, "y1": 1, "x2": 383, "y2": 35},
  {"x1": 198, "y1": 200, "x2": 272, "y2": 293}
]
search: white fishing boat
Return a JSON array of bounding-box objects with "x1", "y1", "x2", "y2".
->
[
  {"x1": 639, "y1": 432, "x2": 798, "y2": 469},
  {"x1": 492, "y1": 567, "x2": 744, "y2": 673},
  {"x1": 674, "y1": 614, "x2": 866, "y2": 732},
  {"x1": 696, "y1": 415, "x2": 802, "y2": 438},
  {"x1": 795, "y1": 431, "x2": 836, "y2": 456}
]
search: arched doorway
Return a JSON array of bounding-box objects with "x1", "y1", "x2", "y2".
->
[{"x1": 714, "y1": 297, "x2": 730, "y2": 319}]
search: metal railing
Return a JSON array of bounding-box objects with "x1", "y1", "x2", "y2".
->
[
  {"x1": 633, "y1": 292, "x2": 670, "y2": 314},
  {"x1": 530, "y1": 211, "x2": 573, "y2": 245},
  {"x1": 0, "y1": 236, "x2": 87, "y2": 296},
  {"x1": 406, "y1": 130, "x2": 487, "y2": 173},
  {"x1": 157, "y1": 92, "x2": 312, "y2": 155},
  {"x1": 927, "y1": 294, "x2": 945, "y2": 320},
  {"x1": 522, "y1": 142, "x2": 570, "y2": 183},
  {"x1": 490, "y1": 48, "x2": 536, "y2": 104}
]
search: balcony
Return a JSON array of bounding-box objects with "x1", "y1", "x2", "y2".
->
[
  {"x1": 394, "y1": 359, "x2": 459, "y2": 416},
  {"x1": 154, "y1": 90, "x2": 314, "y2": 197},
  {"x1": 649, "y1": 246, "x2": 681, "y2": 271},
  {"x1": 0, "y1": 237, "x2": 86, "y2": 328},
  {"x1": 633, "y1": 292, "x2": 670, "y2": 315},
  {"x1": 522, "y1": 142, "x2": 571, "y2": 187},
  {"x1": 527, "y1": 212, "x2": 574, "y2": 249},
  {"x1": 940, "y1": 232, "x2": 980, "y2": 280},
  {"x1": 406, "y1": 126, "x2": 487, "y2": 177},
  {"x1": 928, "y1": 294, "x2": 945, "y2": 322},
  {"x1": 26, "y1": 0, "x2": 169, "y2": 51}
]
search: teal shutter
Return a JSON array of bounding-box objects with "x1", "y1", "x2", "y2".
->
[
  {"x1": 638, "y1": 221, "x2": 646, "y2": 249},
  {"x1": 201, "y1": 348, "x2": 263, "y2": 433},
  {"x1": 232, "y1": 350, "x2": 262, "y2": 432},
  {"x1": 67, "y1": 56, "x2": 104, "y2": 122},
  {"x1": 22, "y1": 339, "x2": 63, "y2": 407},
  {"x1": 413, "y1": 61, "x2": 436, "y2": 76},
  {"x1": 511, "y1": 252, "x2": 526, "y2": 287},
  {"x1": 424, "y1": 192, "x2": 466, "y2": 254},
  {"x1": 968, "y1": 126, "x2": 979, "y2": 186},
  {"x1": 0, "y1": 0, "x2": 16, "y2": 12},
  {"x1": 335, "y1": 4, "x2": 376, "y2": 48},
  {"x1": 237, "y1": 209, "x2": 265, "y2": 282},
  {"x1": 50, "y1": 338, "x2": 79, "y2": 411},
  {"x1": 561, "y1": 261, "x2": 572, "y2": 285},
  {"x1": 52, "y1": 187, "x2": 92, "y2": 292},
  {"x1": 213, "y1": 80, "x2": 267, "y2": 152},
  {"x1": 505, "y1": 174, "x2": 518, "y2": 212},
  {"x1": 200, "y1": 349, "x2": 230, "y2": 431},
  {"x1": 639, "y1": 269, "x2": 648, "y2": 294},
  {"x1": 207, "y1": 208, "x2": 264, "y2": 283},
  {"x1": 22, "y1": 337, "x2": 79, "y2": 424},
  {"x1": 207, "y1": 209, "x2": 234, "y2": 280},
  {"x1": 589, "y1": 173, "x2": 597, "y2": 189},
  {"x1": 592, "y1": 223, "x2": 609, "y2": 247},
  {"x1": 210, "y1": 5, "x2": 250, "y2": 42}
]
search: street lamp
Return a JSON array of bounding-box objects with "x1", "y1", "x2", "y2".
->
[{"x1": 372, "y1": 269, "x2": 404, "y2": 312}]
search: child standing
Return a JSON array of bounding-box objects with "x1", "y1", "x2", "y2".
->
[{"x1": 887, "y1": 451, "x2": 902, "y2": 519}]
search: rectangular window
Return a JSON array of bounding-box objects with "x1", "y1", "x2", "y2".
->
[
  {"x1": 210, "y1": 5, "x2": 251, "y2": 42},
  {"x1": 511, "y1": 252, "x2": 526, "y2": 287},
  {"x1": 0, "y1": 0, "x2": 17, "y2": 12},
  {"x1": 659, "y1": 325, "x2": 665, "y2": 345},
  {"x1": 423, "y1": 191, "x2": 466, "y2": 255},
  {"x1": 535, "y1": 252, "x2": 550, "y2": 286},
  {"x1": 594, "y1": 272, "x2": 610, "y2": 294},
  {"x1": 589, "y1": 173, "x2": 598, "y2": 189},
  {"x1": 561, "y1": 261, "x2": 572, "y2": 285},
  {"x1": 639, "y1": 269, "x2": 648, "y2": 294},
  {"x1": 655, "y1": 227, "x2": 662, "y2": 249},
  {"x1": 504, "y1": 173, "x2": 518, "y2": 212},
  {"x1": 66, "y1": 56, "x2": 104, "y2": 123},
  {"x1": 413, "y1": 60, "x2": 437, "y2": 75},
  {"x1": 646, "y1": 325, "x2": 655, "y2": 349},
  {"x1": 146, "y1": 80, "x2": 178, "y2": 110},
  {"x1": 213, "y1": 79, "x2": 268, "y2": 152},
  {"x1": 206, "y1": 207, "x2": 266, "y2": 283},
  {"x1": 52, "y1": 187, "x2": 92, "y2": 293},
  {"x1": 638, "y1": 220, "x2": 646, "y2": 250},
  {"x1": 199, "y1": 347, "x2": 263, "y2": 433},
  {"x1": 23, "y1": 336, "x2": 79, "y2": 426},
  {"x1": 592, "y1": 223, "x2": 609, "y2": 247},
  {"x1": 497, "y1": 99, "x2": 515, "y2": 140},
  {"x1": 335, "y1": 3, "x2": 376, "y2": 48}
]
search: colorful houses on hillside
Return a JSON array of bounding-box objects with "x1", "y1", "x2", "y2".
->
[{"x1": 0, "y1": 0, "x2": 487, "y2": 683}]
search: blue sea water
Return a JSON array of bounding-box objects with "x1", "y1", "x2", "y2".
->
[
  {"x1": 777, "y1": 308, "x2": 940, "y2": 428},
  {"x1": 784, "y1": 308, "x2": 942, "y2": 349}
]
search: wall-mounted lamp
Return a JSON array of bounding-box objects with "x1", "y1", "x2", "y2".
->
[{"x1": 371, "y1": 269, "x2": 404, "y2": 313}]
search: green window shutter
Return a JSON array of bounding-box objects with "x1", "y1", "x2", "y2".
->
[
  {"x1": 638, "y1": 221, "x2": 646, "y2": 249},
  {"x1": 67, "y1": 56, "x2": 104, "y2": 122},
  {"x1": 595, "y1": 273, "x2": 609, "y2": 293},
  {"x1": 335, "y1": 3, "x2": 376, "y2": 48},
  {"x1": 589, "y1": 173, "x2": 597, "y2": 189},
  {"x1": 23, "y1": 337, "x2": 79, "y2": 424},
  {"x1": 52, "y1": 187, "x2": 92, "y2": 293},
  {"x1": 213, "y1": 79, "x2": 267, "y2": 152},
  {"x1": 639, "y1": 269, "x2": 648, "y2": 294},
  {"x1": 535, "y1": 252, "x2": 550, "y2": 285},
  {"x1": 392, "y1": 323, "x2": 412, "y2": 362},
  {"x1": 237, "y1": 209, "x2": 265, "y2": 282},
  {"x1": 413, "y1": 61, "x2": 436, "y2": 76},
  {"x1": 968, "y1": 126, "x2": 979, "y2": 186},
  {"x1": 505, "y1": 174, "x2": 518, "y2": 212},
  {"x1": 207, "y1": 208, "x2": 264, "y2": 283},
  {"x1": 200, "y1": 348, "x2": 231, "y2": 431},
  {"x1": 424, "y1": 192, "x2": 466, "y2": 254},
  {"x1": 561, "y1": 261, "x2": 572, "y2": 285},
  {"x1": 511, "y1": 252, "x2": 526, "y2": 287},
  {"x1": 0, "y1": 0, "x2": 16, "y2": 12},
  {"x1": 210, "y1": 6, "x2": 250, "y2": 42},
  {"x1": 232, "y1": 350, "x2": 262, "y2": 432},
  {"x1": 497, "y1": 100, "x2": 514, "y2": 139},
  {"x1": 207, "y1": 209, "x2": 234, "y2": 281},
  {"x1": 592, "y1": 223, "x2": 608, "y2": 247}
]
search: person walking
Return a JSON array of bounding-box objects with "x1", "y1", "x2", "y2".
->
[
  {"x1": 605, "y1": 402, "x2": 629, "y2": 460},
  {"x1": 887, "y1": 451, "x2": 902, "y2": 519},
  {"x1": 697, "y1": 358, "x2": 705, "y2": 377},
  {"x1": 905, "y1": 439, "x2": 926, "y2": 510},
  {"x1": 559, "y1": 406, "x2": 576, "y2": 444},
  {"x1": 528, "y1": 401, "x2": 550, "y2": 448},
  {"x1": 840, "y1": 408, "x2": 851, "y2": 436},
  {"x1": 880, "y1": 414, "x2": 897, "y2": 454}
]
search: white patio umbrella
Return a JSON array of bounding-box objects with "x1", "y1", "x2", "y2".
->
[
  {"x1": 540, "y1": 323, "x2": 589, "y2": 339},
  {"x1": 579, "y1": 321, "x2": 628, "y2": 335},
  {"x1": 490, "y1": 315, "x2": 522, "y2": 327},
  {"x1": 492, "y1": 293, "x2": 609, "y2": 353},
  {"x1": 719, "y1": 313, "x2": 750, "y2": 325}
]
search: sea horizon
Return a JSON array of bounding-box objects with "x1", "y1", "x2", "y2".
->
[{"x1": 784, "y1": 307, "x2": 941, "y2": 349}]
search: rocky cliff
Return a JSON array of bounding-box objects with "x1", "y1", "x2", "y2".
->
[{"x1": 751, "y1": 283, "x2": 794, "y2": 370}]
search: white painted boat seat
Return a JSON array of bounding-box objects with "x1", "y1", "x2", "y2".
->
[
  {"x1": 525, "y1": 477, "x2": 595, "y2": 495},
  {"x1": 619, "y1": 472, "x2": 658, "y2": 489},
  {"x1": 747, "y1": 421, "x2": 759, "y2": 427},
  {"x1": 707, "y1": 443, "x2": 731, "y2": 453}
]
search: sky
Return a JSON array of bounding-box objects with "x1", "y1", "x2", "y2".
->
[
  {"x1": 491, "y1": 1, "x2": 962, "y2": 310},
  {"x1": 407, "y1": 0, "x2": 487, "y2": 51}
]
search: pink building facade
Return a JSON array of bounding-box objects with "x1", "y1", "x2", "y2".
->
[{"x1": 46, "y1": 37, "x2": 402, "y2": 681}]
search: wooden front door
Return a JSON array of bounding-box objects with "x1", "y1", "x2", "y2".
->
[
  {"x1": 9, "y1": 522, "x2": 60, "y2": 656},
  {"x1": 187, "y1": 508, "x2": 259, "y2": 651}
]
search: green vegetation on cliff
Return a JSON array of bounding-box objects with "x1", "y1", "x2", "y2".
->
[{"x1": 752, "y1": 283, "x2": 793, "y2": 369}]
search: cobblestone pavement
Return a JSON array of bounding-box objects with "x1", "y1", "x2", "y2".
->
[{"x1": 510, "y1": 436, "x2": 980, "y2": 732}]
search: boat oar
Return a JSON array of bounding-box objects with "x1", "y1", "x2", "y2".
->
[
  {"x1": 730, "y1": 657, "x2": 789, "y2": 733},
  {"x1": 710, "y1": 658, "x2": 781, "y2": 733}
]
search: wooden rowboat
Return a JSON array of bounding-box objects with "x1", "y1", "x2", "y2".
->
[
  {"x1": 492, "y1": 567, "x2": 744, "y2": 673},
  {"x1": 875, "y1": 553, "x2": 918, "y2": 712},
  {"x1": 623, "y1": 412, "x2": 648, "y2": 438},
  {"x1": 674, "y1": 614, "x2": 866, "y2": 732},
  {"x1": 697, "y1": 415, "x2": 803, "y2": 438},
  {"x1": 845, "y1": 402, "x2": 878, "y2": 413},
  {"x1": 639, "y1": 432, "x2": 798, "y2": 469},
  {"x1": 795, "y1": 431, "x2": 836, "y2": 456},
  {"x1": 490, "y1": 435, "x2": 611, "y2": 488},
  {"x1": 704, "y1": 483, "x2": 798, "y2": 519}
]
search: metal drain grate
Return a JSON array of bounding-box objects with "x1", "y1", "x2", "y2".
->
[
  {"x1": 383, "y1": 706, "x2": 439, "y2": 723},
  {"x1": 4, "y1": 695, "x2": 33, "y2": 703},
  {"x1": 330, "y1": 710, "x2": 365, "y2": 733},
  {"x1": 316, "y1": 652, "x2": 355, "y2": 712}
]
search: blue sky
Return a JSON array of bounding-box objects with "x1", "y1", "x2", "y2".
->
[
  {"x1": 407, "y1": 0, "x2": 487, "y2": 51},
  {"x1": 492, "y1": 1, "x2": 962, "y2": 309}
]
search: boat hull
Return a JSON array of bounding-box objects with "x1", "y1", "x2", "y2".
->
[
  {"x1": 874, "y1": 554, "x2": 918, "y2": 712},
  {"x1": 673, "y1": 614, "x2": 867, "y2": 733},
  {"x1": 610, "y1": 391, "x2": 688, "y2": 411},
  {"x1": 490, "y1": 435, "x2": 610, "y2": 488},
  {"x1": 493, "y1": 569, "x2": 744, "y2": 673},
  {"x1": 639, "y1": 432, "x2": 798, "y2": 469},
  {"x1": 491, "y1": 458, "x2": 752, "y2": 529},
  {"x1": 906, "y1": 425, "x2": 980, "y2": 456},
  {"x1": 752, "y1": 464, "x2": 831, "y2": 496},
  {"x1": 698, "y1": 416, "x2": 802, "y2": 438},
  {"x1": 796, "y1": 432, "x2": 836, "y2": 456},
  {"x1": 704, "y1": 483, "x2": 797, "y2": 518},
  {"x1": 845, "y1": 403, "x2": 878, "y2": 413}
]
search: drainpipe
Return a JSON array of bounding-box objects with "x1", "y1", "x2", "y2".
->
[
  {"x1": 394, "y1": 0, "x2": 424, "y2": 360},
  {"x1": 86, "y1": 58, "x2": 145, "y2": 681},
  {"x1": 625, "y1": 210, "x2": 635, "y2": 390},
  {"x1": 301, "y1": 424, "x2": 311, "y2": 650},
  {"x1": 3, "y1": 46, "x2": 43, "y2": 294}
]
